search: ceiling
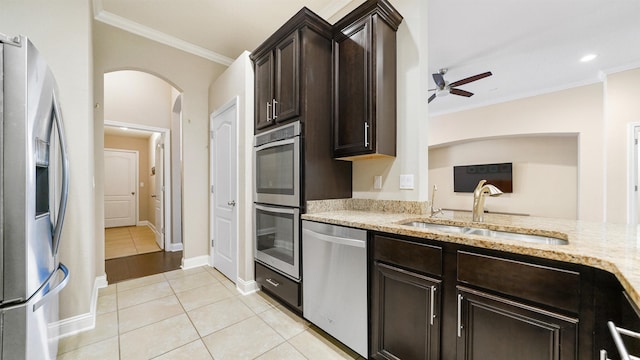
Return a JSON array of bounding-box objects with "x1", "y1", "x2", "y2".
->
[
  {"x1": 95, "y1": 0, "x2": 354, "y2": 65},
  {"x1": 95, "y1": 0, "x2": 640, "y2": 116},
  {"x1": 427, "y1": 0, "x2": 640, "y2": 115}
]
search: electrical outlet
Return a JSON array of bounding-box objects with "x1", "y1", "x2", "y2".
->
[
  {"x1": 374, "y1": 175, "x2": 382, "y2": 190},
  {"x1": 399, "y1": 174, "x2": 414, "y2": 190}
]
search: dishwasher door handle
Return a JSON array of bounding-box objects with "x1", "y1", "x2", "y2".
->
[{"x1": 302, "y1": 228, "x2": 366, "y2": 248}]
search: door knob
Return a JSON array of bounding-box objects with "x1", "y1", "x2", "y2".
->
[
  {"x1": 131, "y1": 192, "x2": 135, "y2": 195},
  {"x1": 151, "y1": 194, "x2": 157, "y2": 198},
  {"x1": 227, "y1": 200, "x2": 236, "y2": 206}
]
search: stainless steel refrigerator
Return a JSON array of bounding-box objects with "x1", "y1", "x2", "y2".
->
[{"x1": 0, "y1": 33, "x2": 70, "y2": 360}]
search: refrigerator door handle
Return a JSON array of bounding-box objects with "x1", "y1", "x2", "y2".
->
[
  {"x1": 51, "y1": 90, "x2": 70, "y2": 257},
  {"x1": 33, "y1": 263, "x2": 69, "y2": 311}
]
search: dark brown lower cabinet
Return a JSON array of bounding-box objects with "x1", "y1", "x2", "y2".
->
[
  {"x1": 456, "y1": 286, "x2": 579, "y2": 360},
  {"x1": 367, "y1": 231, "x2": 640, "y2": 360},
  {"x1": 595, "y1": 268, "x2": 640, "y2": 359},
  {"x1": 254, "y1": 261, "x2": 301, "y2": 313},
  {"x1": 618, "y1": 292, "x2": 640, "y2": 356},
  {"x1": 371, "y1": 262, "x2": 441, "y2": 360}
]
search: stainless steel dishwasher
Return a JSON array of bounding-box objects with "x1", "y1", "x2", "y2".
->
[{"x1": 302, "y1": 220, "x2": 368, "y2": 358}]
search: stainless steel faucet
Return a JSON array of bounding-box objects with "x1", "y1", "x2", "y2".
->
[
  {"x1": 472, "y1": 180, "x2": 503, "y2": 222},
  {"x1": 430, "y1": 184, "x2": 443, "y2": 217}
]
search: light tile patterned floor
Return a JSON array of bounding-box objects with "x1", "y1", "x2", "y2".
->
[
  {"x1": 105, "y1": 226, "x2": 161, "y2": 260},
  {"x1": 57, "y1": 266, "x2": 364, "y2": 360}
]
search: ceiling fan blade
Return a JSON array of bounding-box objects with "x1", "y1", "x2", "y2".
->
[
  {"x1": 428, "y1": 93, "x2": 437, "y2": 103},
  {"x1": 433, "y1": 73, "x2": 445, "y2": 89},
  {"x1": 449, "y1": 71, "x2": 492, "y2": 88},
  {"x1": 450, "y1": 88, "x2": 474, "y2": 97}
]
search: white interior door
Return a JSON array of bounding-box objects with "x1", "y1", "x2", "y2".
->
[
  {"x1": 210, "y1": 98, "x2": 238, "y2": 283},
  {"x1": 154, "y1": 140, "x2": 165, "y2": 249},
  {"x1": 104, "y1": 149, "x2": 137, "y2": 228}
]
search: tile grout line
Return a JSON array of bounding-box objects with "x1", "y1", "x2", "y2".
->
[{"x1": 62, "y1": 267, "x2": 361, "y2": 359}]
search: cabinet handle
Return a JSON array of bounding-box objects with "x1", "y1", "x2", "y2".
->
[
  {"x1": 457, "y1": 293, "x2": 463, "y2": 337},
  {"x1": 266, "y1": 278, "x2": 279, "y2": 287},
  {"x1": 364, "y1": 122, "x2": 369, "y2": 147},
  {"x1": 266, "y1": 102, "x2": 272, "y2": 122},
  {"x1": 272, "y1": 99, "x2": 278, "y2": 120},
  {"x1": 430, "y1": 286, "x2": 437, "y2": 326}
]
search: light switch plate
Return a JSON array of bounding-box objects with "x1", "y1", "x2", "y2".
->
[{"x1": 399, "y1": 174, "x2": 414, "y2": 189}]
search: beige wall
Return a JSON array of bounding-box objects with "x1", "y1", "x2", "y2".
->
[
  {"x1": 606, "y1": 68, "x2": 640, "y2": 223},
  {"x1": 104, "y1": 70, "x2": 173, "y2": 128},
  {"x1": 429, "y1": 68, "x2": 640, "y2": 224},
  {"x1": 208, "y1": 52, "x2": 254, "y2": 285},
  {"x1": 1, "y1": 0, "x2": 96, "y2": 319},
  {"x1": 351, "y1": 0, "x2": 430, "y2": 201},
  {"x1": 104, "y1": 135, "x2": 152, "y2": 222},
  {"x1": 429, "y1": 135, "x2": 578, "y2": 218},
  {"x1": 93, "y1": 21, "x2": 227, "y2": 262},
  {"x1": 430, "y1": 84, "x2": 604, "y2": 221}
]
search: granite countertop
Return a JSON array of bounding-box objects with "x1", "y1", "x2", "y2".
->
[{"x1": 302, "y1": 199, "x2": 640, "y2": 309}]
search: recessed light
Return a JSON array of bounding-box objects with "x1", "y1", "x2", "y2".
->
[{"x1": 580, "y1": 54, "x2": 598, "y2": 63}]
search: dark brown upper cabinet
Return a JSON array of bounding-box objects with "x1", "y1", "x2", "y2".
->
[
  {"x1": 251, "y1": 8, "x2": 332, "y2": 133},
  {"x1": 332, "y1": 0, "x2": 403, "y2": 160},
  {"x1": 250, "y1": 8, "x2": 352, "y2": 203},
  {"x1": 253, "y1": 32, "x2": 298, "y2": 131}
]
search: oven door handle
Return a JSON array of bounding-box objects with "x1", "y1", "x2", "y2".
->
[
  {"x1": 254, "y1": 137, "x2": 297, "y2": 152},
  {"x1": 255, "y1": 203, "x2": 299, "y2": 215}
]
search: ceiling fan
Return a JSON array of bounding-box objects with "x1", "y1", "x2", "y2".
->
[{"x1": 428, "y1": 68, "x2": 493, "y2": 103}]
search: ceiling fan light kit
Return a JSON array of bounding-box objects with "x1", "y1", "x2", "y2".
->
[{"x1": 428, "y1": 68, "x2": 493, "y2": 103}]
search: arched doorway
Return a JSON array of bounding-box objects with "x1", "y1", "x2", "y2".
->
[{"x1": 102, "y1": 70, "x2": 184, "y2": 282}]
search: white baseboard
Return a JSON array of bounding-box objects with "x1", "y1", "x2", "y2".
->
[
  {"x1": 95, "y1": 275, "x2": 108, "y2": 289},
  {"x1": 57, "y1": 275, "x2": 107, "y2": 339},
  {"x1": 136, "y1": 220, "x2": 150, "y2": 227},
  {"x1": 181, "y1": 255, "x2": 210, "y2": 270},
  {"x1": 236, "y1": 277, "x2": 259, "y2": 295},
  {"x1": 167, "y1": 242, "x2": 183, "y2": 252}
]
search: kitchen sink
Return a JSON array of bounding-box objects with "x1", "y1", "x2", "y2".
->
[
  {"x1": 401, "y1": 221, "x2": 470, "y2": 233},
  {"x1": 464, "y1": 227, "x2": 568, "y2": 245},
  {"x1": 401, "y1": 221, "x2": 568, "y2": 245}
]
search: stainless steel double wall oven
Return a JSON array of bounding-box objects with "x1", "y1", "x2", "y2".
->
[{"x1": 253, "y1": 121, "x2": 301, "y2": 281}]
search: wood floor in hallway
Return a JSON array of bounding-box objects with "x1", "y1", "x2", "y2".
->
[{"x1": 105, "y1": 250, "x2": 182, "y2": 284}]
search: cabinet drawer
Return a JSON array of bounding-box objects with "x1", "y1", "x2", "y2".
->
[
  {"x1": 374, "y1": 235, "x2": 442, "y2": 276},
  {"x1": 457, "y1": 251, "x2": 580, "y2": 313},
  {"x1": 255, "y1": 262, "x2": 301, "y2": 308}
]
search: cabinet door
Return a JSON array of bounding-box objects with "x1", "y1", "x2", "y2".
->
[
  {"x1": 254, "y1": 52, "x2": 274, "y2": 131},
  {"x1": 333, "y1": 17, "x2": 372, "y2": 158},
  {"x1": 274, "y1": 31, "x2": 299, "y2": 123},
  {"x1": 371, "y1": 262, "x2": 441, "y2": 360},
  {"x1": 457, "y1": 287, "x2": 578, "y2": 360}
]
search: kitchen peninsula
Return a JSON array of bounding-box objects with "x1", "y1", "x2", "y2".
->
[{"x1": 302, "y1": 199, "x2": 640, "y2": 359}]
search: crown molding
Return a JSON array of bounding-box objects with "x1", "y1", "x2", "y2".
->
[{"x1": 92, "y1": 0, "x2": 233, "y2": 66}]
